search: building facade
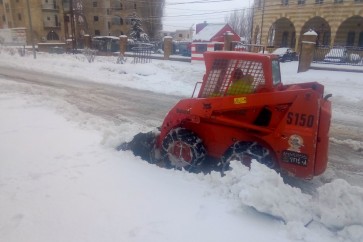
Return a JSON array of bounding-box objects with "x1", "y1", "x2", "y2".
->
[
  {"x1": 83, "y1": 0, "x2": 163, "y2": 40},
  {"x1": 0, "y1": 0, "x2": 65, "y2": 44},
  {"x1": 0, "y1": 0, "x2": 164, "y2": 45},
  {"x1": 252, "y1": 0, "x2": 363, "y2": 50}
]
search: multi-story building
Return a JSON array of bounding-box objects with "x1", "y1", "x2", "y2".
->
[
  {"x1": 0, "y1": 0, "x2": 65, "y2": 44},
  {"x1": 66, "y1": 0, "x2": 165, "y2": 41},
  {"x1": 0, "y1": 0, "x2": 164, "y2": 45},
  {"x1": 252, "y1": 0, "x2": 363, "y2": 50}
]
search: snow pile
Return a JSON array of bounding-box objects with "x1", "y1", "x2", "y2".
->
[
  {"x1": 0, "y1": 51, "x2": 203, "y2": 96},
  {"x1": 315, "y1": 179, "x2": 363, "y2": 229},
  {"x1": 202, "y1": 161, "x2": 363, "y2": 242},
  {"x1": 211, "y1": 161, "x2": 313, "y2": 224}
]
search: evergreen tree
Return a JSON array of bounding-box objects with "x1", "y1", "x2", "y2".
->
[{"x1": 129, "y1": 14, "x2": 149, "y2": 42}]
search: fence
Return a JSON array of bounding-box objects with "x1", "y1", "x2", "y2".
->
[
  {"x1": 313, "y1": 46, "x2": 363, "y2": 66},
  {"x1": 131, "y1": 43, "x2": 153, "y2": 63}
]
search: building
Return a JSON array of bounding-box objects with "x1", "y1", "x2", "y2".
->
[
  {"x1": 191, "y1": 23, "x2": 240, "y2": 61},
  {"x1": 174, "y1": 29, "x2": 193, "y2": 41},
  {"x1": 84, "y1": 0, "x2": 164, "y2": 40},
  {"x1": 252, "y1": 0, "x2": 363, "y2": 50},
  {"x1": 0, "y1": 0, "x2": 65, "y2": 44},
  {"x1": 0, "y1": 0, "x2": 164, "y2": 45}
]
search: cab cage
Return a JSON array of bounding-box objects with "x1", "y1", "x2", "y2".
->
[{"x1": 198, "y1": 51, "x2": 276, "y2": 98}]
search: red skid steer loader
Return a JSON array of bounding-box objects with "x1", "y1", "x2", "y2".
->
[{"x1": 121, "y1": 51, "x2": 332, "y2": 179}]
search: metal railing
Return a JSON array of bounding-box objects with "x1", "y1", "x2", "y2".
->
[
  {"x1": 42, "y1": 3, "x2": 59, "y2": 10},
  {"x1": 313, "y1": 46, "x2": 363, "y2": 66},
  {"x1": 131, "y1": 43, "x2": 153, "y2": 64},
  {"x1": 43, "y1": 21, "x2": 61, "y2": 28}
]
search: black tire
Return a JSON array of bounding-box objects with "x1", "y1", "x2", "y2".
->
[
  {"x1": 221, "y1": 141, "x2": 275, "y2": 174},
  {"x1": 161, "y1": 128, "x2": 206, "y2": 172}
]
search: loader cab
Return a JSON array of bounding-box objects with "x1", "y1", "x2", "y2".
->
[{"x1": 198, "y1": 51, "x2": 281, "y2": 98}]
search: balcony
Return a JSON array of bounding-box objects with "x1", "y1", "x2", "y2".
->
[
  {"x1": 42, "y1": 3, "x2": 59, "y2": 11},
  {"x1": 43, "y1": 21, "x2": 61, "y2": 28}
]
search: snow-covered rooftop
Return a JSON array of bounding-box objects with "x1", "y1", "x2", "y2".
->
[{"x1": 192, "y1": 23, "x2": 226, "y2": 41}]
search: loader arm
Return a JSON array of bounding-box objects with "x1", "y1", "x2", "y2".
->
[{"x1": 158, "y1": 87, "x2": 313, "y2": 139}]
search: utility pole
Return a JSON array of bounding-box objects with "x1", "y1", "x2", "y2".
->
[
  {"x1": 69, "y1": 0, "x2": 77, "y2": 51},
  {"x1": 260, "y1": 0, "x2": 265, "y2": 45},
  {"x1": 26, "y1": 0, "x2": 36, "y2": 59},
  {"x1": 250, "y1": 0, "x2": 254, "y2": 44}
]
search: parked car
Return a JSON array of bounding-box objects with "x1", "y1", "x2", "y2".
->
[
  {"x1": 349, "y1": 53, "x2": 361, "y2": 63},
  {"x1": 272, "y1": 48, "x2": 298, "y2": 62},
  {"x1": 323, "y1": 47, "x2": 349, "y2": 63},
  {"x1": 323, "y1": 47, "x2": 362, "y2": 64}
]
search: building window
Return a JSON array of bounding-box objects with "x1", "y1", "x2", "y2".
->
[
  {"x1": 2, "y1": 15, "x2": 5, "y2": 22},
  {"x1": 93, "y1": 1, "x2": 97, "y2": 7},
  {"x1": 334, "y1": 0, "x2": 343, "y2": 3},
  {"x1": 94, "y1": 16, "x2": 99, "y2": 21},
  {"x1": 291, "y1": 32, "x2": 296, "y2": 48},
  {"x1": 354, "y1": 0, "x2": 363, "y2": 3},
  {"x1": 179, "y1": 34, "x2": 182, "y2": 38},
  {"x1": 95, "y1": 30, "x2": 100, "y2": 36},
  {"x1": 358, "y1": 32, "x2": 363, "y2": 47},
  {"x1": 323, "y1": 32, "x2": 330, "y2": 46},
  {"x1": 214, "y1": 44, "x2": 223, "y2": 51},
  {"x1": 108, "y1": 22, "x2": 110, "y2": 29},
  {"x1": 281, "y1": 0, "x2": 288, "y2": 5},
  {"x1": 18, "y1": 13, "x2": 22, "y2": 21},
  {"x1": 196, "y1": 44, "x2": 207, "y2": 53},
  {"x1": 107, "y1": 9, "x2": 110, "y2": 15},
  {"x1": 315, "y1": 0, "x2": 323, "y2": 4},
  {"x1": 47, "y1": 31, "x2": 59, "y2": 40},
  {"x1": 112, "y1": 16, "x2": 123, "y2": 25},
  {"x1": 0, "y1": 0, "x2": 3, "y2": 4},
  {"x1": 346, "y1": 31, "x2": 355, "y2": 46},
  {"x1": 5, "y1": 3, "x2": 9, "y2": 12},
  {"x1": 297, "y1": 0, "x2": 305, "y2": 4},
  {"x1": 282, "y1": 31, "x2": 289, "y2": 47},
  {"x1": 134, "y1": 3, "x2": 137, "y2": 9}
]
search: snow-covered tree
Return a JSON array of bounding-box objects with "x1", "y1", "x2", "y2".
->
[{"x1": 128, "y1": 14, "x2": 149, "y2": 42}]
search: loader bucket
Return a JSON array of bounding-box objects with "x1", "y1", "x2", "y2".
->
[{"x1": 117, "y1": 131, "x2": 158, "y2": 162}]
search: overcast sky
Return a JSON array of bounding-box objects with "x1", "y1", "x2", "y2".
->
[{"x1": 163, "y1": 0, "x2": 252, "y2": 31}]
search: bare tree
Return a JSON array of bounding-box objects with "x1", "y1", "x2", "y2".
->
[{"x1": 225, "y1": 8, "x2": 253, "y2": 43}]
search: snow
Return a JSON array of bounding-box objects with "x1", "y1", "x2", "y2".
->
[
  {"x1": 192, "y1": 23, "x2": 225, "y2": 41},
  {"x1": 304, "y1": 30, "x2": 318, "y2": 36},
  {"x1": 1, "y1": 50, "x2": 363, "y2": 242}
]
